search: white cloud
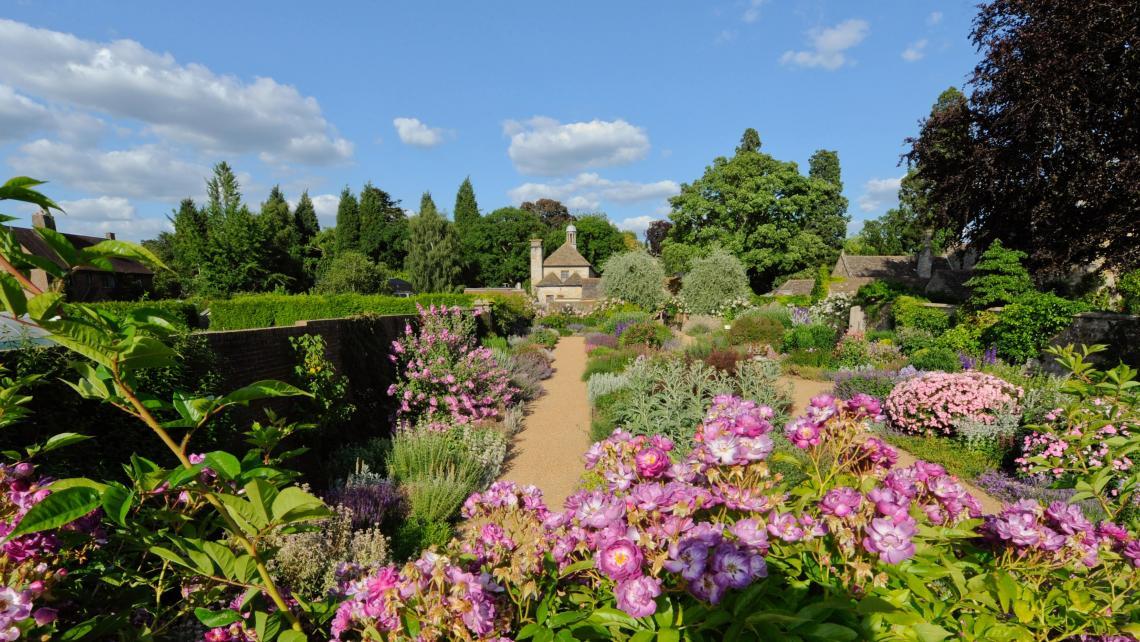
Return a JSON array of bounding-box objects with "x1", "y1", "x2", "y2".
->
[
  {"x1": 0, "y1": 18, "x2": 353, "y2": 164},
  {"x1": 742, "y1": 0, "x2": 766, "y2": 23},
  {"x1": 780, "y1": 19, "x2": 870, "y2": 70},
  {"x1": 10, "y1": 139, "x2": 209, "y2": 201},
  {"x1": 857, "y1": 176, "x2": 903, "y2": 212},
  {"x1": 617, "y1": 215, "x2": 655, "y2": 236},
  {"x1": 0, "y1": 84, "x2": 104, "y2": 145},
  {"x1": 902, "y1": 39, "x2": 928, "y2": 62},
  {"x1": 47, "y1": 196, "x2": 169, "y2": 240},
  {"x1": 503, "y1": 116, "x2": 650, "y2": 176},
  {"x1": 392, "y1": 117, "x2": 445, "y2": 148},
  {"x1": 58, "y1": 195, "x2": 134, "y2": 220},
  {"x1": 311, "y1": 193, "x2": 340, "y2": 228},
  {"x1": 927, "y1": 11, "x2": 943, "y2": 26},
  {"x1": 507, "y1": 173, "x2": 679, "y2": 211}
]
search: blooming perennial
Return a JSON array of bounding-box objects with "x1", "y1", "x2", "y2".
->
[
  {"x1": 387, "y1": 304, "x2": 519, "y2": 425},
  {"x1": 886, "y1": 371, "x2": 1023, "y2": 436}
]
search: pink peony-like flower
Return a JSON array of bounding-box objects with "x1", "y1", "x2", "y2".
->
[
  {"x1": 820, "y1": 486, "x2": 863, "y2": 518},
  {"x1": 862, "y1": 516, "x2": 917, "y2": 563},
  {"x1": 598, "y1": 539, "x2": 644, "y2": 580},
  {"x1": 615, "y1": 575, "x2": 662, "y2": 617},
  {"x1": 634, "y1": 446, "x2": 670, "y2": 478}
]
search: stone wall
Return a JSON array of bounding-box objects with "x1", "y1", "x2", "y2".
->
[{"x1": 1049, "y1": 311, "x2": 1140, "y2": 367}]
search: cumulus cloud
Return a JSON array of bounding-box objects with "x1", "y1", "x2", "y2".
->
[
  {"x1": 927, "y1": 11, "x2": 943, "y2": 26},
  {"x1": 503, "y1": 117, "x2": 650, "y2": 176},
  {"x1": 0, "y1": 18, "x2": 353, "y2": 164},
  {"x1": 617, "y1": 215, "x2": 656, "y2": 237},
  {"x1": 780, "y1": 19, "x2": 870, "y2": 70},
  {"x1": 507, "y1": 173, "x2": 679, "y2": 211},
  {"x1": 10, "y1": 139, "x2": 209, "y2": 201},
  {"x1": 902, "y1": 39, "x2": 928, "y2": 62},
  {"x1": 858, "y1": 176, "x2": 903, "y2": 213},
  {"x1": 46, "y1": 196, "x2": 169, "y2": 240},
  {"x1": 392, "y1": 117, "x2": 445, "y2": 147},
  {"x1": 742, "y1": 0, "x2": 766, "y2": 23}
]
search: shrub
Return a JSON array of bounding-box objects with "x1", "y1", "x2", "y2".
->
[
  {"x1": 494, "y1": 345, "x2": 553, "y2": 401},
  {"x1": 685, "y1": 323, "x2": 711, "y2": 336},
  {"x1": 832, "y1": 333, "x2": 871, "y2": 368},
  {"x1": 808, "y1": 293, "x2": 853, "y2": 330},
  {"x1": 737, "y1": 305, "x2": 793, "y2": 328},
  {"x1": 680, "y1": 250, "x2": 751, "y2": 314},
  {"x1": 886, "y1": 371, "x2": 1023, "y2": 436},
  {"x1": 783, "y1": 348, "x2": 832, "y2": 369},
  {"x1": 325, "y1": 437, "x2": 392, "y2": 486},
  {"x1": 584, "y1": 332, "x2": 618, "y2": 350},
  {"x1": 952, "y1": 404, "x2": 1021, "y2": 456},
  {"x1": 780, "y1": 323, "x2": 836, "y2": 353},
  {"x1": 833, "y1": 366, "x2": 919, "y2": 400},
  {"x1": 266, "y1": 504, "x2": 390, "y2": 600},
  {"x1": 481, "y1": 292, "x2": 537, "y2": 337},
  {"x1": 1120, "y1": 269, "x2": 1140, "y2": 314},
  {"x1": 892, "y1": 296, "x2": 952, "y2": 334},
  {"x1": 934, "y1": 317, "x2": 991, "y2": 355},
  {"x1": 964, "y1": 239, "x2": 1034, "y2": 309},
  {"x1": 727, "y1": 315, "x2": 784, "y2": 346},
  {"x1": 202, "y1": 292, "x2": 475, "y2": 330},
  {"x1": 810, "y1": 264, "x2": 830, "y2": 301},
  {"x1": 315, "y1": 250, "x2": 389, "y2": 294},
  {"x1": 895, "y1": 326, "x2": 936, "y2": 355},
  {"x1": 600, "y1": 310, "x2": 652, "y2": 334},
  {"x1": 982, "y1": 292, "x2": 1087, "y2": 363},
  {"x1": 290, "y1": 333, "x2": 355, "y2": 431},
  {"x1": 703, "y1": 348, "x2": 745, "y2": 374},
  {"x1": 527, "y1": 327, "x2": 560, "y2": 349},
  {"x1": 599, "y1": 251, "x2": 668, "y2": 311},
  {"x1": 388, "y1": 304, "x2": 519, "y2": 425},
  {"x1": 618, "y1": 321, "x2": 671, "y2": 348},
  {"x1": 86, "y1": 299, "x2": 200, "y2": 329},
  {"x1": 879, "y1": 433, "x2": 1005, "y2": 481},
  {"x1": 586, "y1": 372, "x2": 631, "y2": 404},
  {"x1": 581, "y1": 347, "x2": 641, "y2": 380},
  {"x1": 391, "y1": 516, "x2": 453, "y2": 561},
  {"x1": 325, "y1": 479, "x2": 406, "y2": 531},
  {"x1": 908, "y1": 346, "x2": 961, "y2": 372}
]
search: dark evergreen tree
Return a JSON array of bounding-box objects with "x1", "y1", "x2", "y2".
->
[
  {"x1": 170, "y1": 197, "x2": 207, "y2": 288},
  {"x1": 293, "y1": 190, "x2": 320, "y2": 246},
  {"x1": 806, "y1": 149, "x2": 849, "y2": 250},
  {"x1": 335, "y1": 187, "x2": 361, "y2": 254},
  {"x1": 736, "y1": 128, "x2": 762, "y2": 154},
  {"x1": 257, "y1": 185, "x2": 306, "y2": 291},
  {"x1": 964, "y1": 239, "x2": 1034, "y2": 309},
  {"x1": 522, "y1": 198, "x2": 574, "y2": 229},
  {"x1": 405, "y1": 205, "x2": 462, "y2": 293},
  {"x1": 358, "y1": 182, "x2": 408, "y2": 269},
  {"x1": 453, "y1": 177, "x2": 480, "y2": 229},
  {"x1": 419, "y1": 191, "x2": 439, "y2": 217},
  {"x1": 200, "y1": 162, "x2": 267, "y2": 294}
]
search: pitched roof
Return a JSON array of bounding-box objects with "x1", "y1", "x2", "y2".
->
[
  {"x1": 536, "y1": 272, "x2": 564, "y2": 286},
  {"x1": 9, "y1": 227, "x2": 153, "y2": 275},
  {"x1": 769, "y1": 278, "x2": 814, "y2": 297},
  {"x1": 832, "y1": 253, "x2": 953, "y2": 281},
  {"x1": 544, "y1": 242, "x2": 592, "y2": 268},
  {"x1": 562, "y1": 272, "x2": 584, "y2": 286}
]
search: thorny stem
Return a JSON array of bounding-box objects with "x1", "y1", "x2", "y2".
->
[{"x1": 114, "y1": 365, "x2": 304, "y2": 631}]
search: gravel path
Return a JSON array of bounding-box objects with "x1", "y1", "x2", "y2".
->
[{"x1": 499, "y1": 336, "x2": 591, "y2": 509}]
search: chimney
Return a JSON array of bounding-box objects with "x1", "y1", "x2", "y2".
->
[
  {"x1": 104, "y1": 232, "x2": 117, "y2": 240},
  {"x1": 32, "y1": 210, "x2": 56, "y2": 231},
  {"x1": 529, "y1": 239, "x2": 543, "y2": 295},
  {"x1": 917, "y1": 229, "x2": 933, "y2": 279}
]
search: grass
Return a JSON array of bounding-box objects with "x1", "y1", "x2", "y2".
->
[{"x1": 880, "y1": 433, "x2": 1006, "y2": 480}]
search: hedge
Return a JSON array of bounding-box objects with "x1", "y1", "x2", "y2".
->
[
  {"x1": 892, "y1": 296, "x2": 953, "y2": 334},
  {"x1": 200, "y1": 293, "x2": 476, "y2": 331}
]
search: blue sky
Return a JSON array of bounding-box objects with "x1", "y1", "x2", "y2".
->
[{"x1": 0, "y1": 1, "x2": 981, "y2": 241}]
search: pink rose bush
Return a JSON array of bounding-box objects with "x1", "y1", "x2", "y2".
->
[
  {"x1": 885, "y1": 371, "x2": 1022, "y2": 436},
  {"x1": 387, "y1": 304, "x2": 519, "y2": 426},
  {"x1": 329, "y1": 390, "x2": 1140, "y2": 640}
]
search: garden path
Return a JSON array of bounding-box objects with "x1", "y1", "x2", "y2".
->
[
  {"x1": 779, "y1": 375, "x2": 1004, "y2": 514},
  {"x1": 499, "y1": 335, "x2": 591, "y2": 509}
]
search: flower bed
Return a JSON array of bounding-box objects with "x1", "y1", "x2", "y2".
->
[{"x1": 885, "y1": 370, "x2": 1023, "y2": 436}]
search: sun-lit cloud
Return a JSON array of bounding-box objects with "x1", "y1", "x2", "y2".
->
[
  {"x1": 503, "y1": 117, "x2": 650, "y2": 176},
  {"x1": 392, "y1": 117, "x2": 446, "y2": 147},
  {"x1": 858, "y1": 175, "x2": 903, "y2": 212},
  {"x1": 507, "y1": 173, "x2": 678, "y2": 211},
  {"x1": 902, "y1": 39, "x2": 928, "y2": 62},
  {"x1": 780, "y1": 19, "x2": 870, "y2": 70}
]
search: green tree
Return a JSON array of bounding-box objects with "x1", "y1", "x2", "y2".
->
[
  {"x1": 199, "y1": 161, "x2": 267, "y2": 294},
  {"x1": 293, "y1": 190, "x2": 320, "y2": 246},
  {"x1": 141, "y1": 232, "x2": 182, "y2": 298},
  {"x1": 681, "y1": 250, "x2": 752, "y2": 314},
  {"x1": 660, "y1": 241, "x2": 703, "y2": 275},
  {"x1": 315, "y1": 250, "x2": 388, "y2": 294},
  {"x1": 737, "y1": 128, "x2": 762, "y2": 154},
  {"x1": 405, "y1": 204, "x2": 462, "y2": 293},
  {"x1": 668, "y1": 130, "x2": 849, "y2": 290},
  {"x1": 965, "y1": 239, "x2": 1034, "y2": 309},
  {"x1": 258, "y1": 185, "x2": 306, "y2": 291},
  {"x1": 522, "y1": 198, "x2": 574, "y2": 229},
  {"x1": 465, "y1": 207, "x2": 545, "y2": 286},
  {"x1": 599, "y1": 251, "x2": 668, "y2": 311},
  {"x1": 419, "y1": 191, "x2": 438, "y2": 217},
  {"x1": 335, "y1": 187, "x2": 361, "y2": 254},
  {"x1": 169, "y1": 197, "x2": 207, "y2": 288},
  {"x1": 453, "y1": 177, "x2": 480, "y2": 230},
  {"x1": 806, "y1": 149, "x2": 848, "y2": 249},
  {"x1": 358, "y1": 182, "x2": 408, "y2": 269},
  {"x1": 851, "y1": 171, "x2": 952, "y2": 256}
]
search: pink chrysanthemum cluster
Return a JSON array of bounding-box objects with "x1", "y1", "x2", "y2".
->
[
  {"x1": 387, "y1": 304, "x2": 519, "y2": 425},
  {"x1": 886, "y1": 371, "x2": 1022, "y2": 436}
]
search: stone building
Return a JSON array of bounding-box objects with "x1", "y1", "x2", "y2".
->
[{"x1": 530, "y1": 224, "x2": 600, "y2": 307}]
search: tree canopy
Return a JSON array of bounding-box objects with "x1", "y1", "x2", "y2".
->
[
  {"x1": 453, "y1": 177, "x2": 480, "y2": 229},
  {"x1": 405, "y1": 203, "x2": 462, "y2": 293},
  {"x1": 543, "y1": 213, "x2": 626, "y2": 271},
  {"x1": 464, "y1": 207, "x2": 545, "y2": 287},
  {"x1": 335, "y1": 187, "x2": 361, "y2": 255},
  {"x1": 358, "y1": 182, "x2": 407, "y2": 270}
]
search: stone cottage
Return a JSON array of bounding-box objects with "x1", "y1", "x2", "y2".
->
[{"x1": 530, "y1": 224, "x2": 600, "y2": 308}]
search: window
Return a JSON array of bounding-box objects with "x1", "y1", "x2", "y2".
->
[{"x1": 560, "y1": 270, "x2": 569, "y2": 280}]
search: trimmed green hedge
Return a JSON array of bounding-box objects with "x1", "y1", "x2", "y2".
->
[{"x1": 200, "y1": 293, "x2": 475, "y2": 330}]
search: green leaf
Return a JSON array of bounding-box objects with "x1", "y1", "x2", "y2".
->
[
  {"x1": 100, "y1": 483, "x2": 133, "y2": 527},
  {"x1": 79, "y1": 239, "x2": 167, "y2": 271},
  {"x1": 278, "y1": 632, "x2": 307, "y2": 642},
  {"x1": 193, "y1": 608, "x2": 242, "y2": 628},
  {"x1": 0, "y1": 273, "x2": 27, "y2": 317},
  {"x1": 270, "y1": 486, "x2": 330, "y2": 523},
  {"x1": 0, "y1": 176, "x2": 61, "y2": 211},
  {"x1": 115, "y1": 335, "x2": 177, "y2": 371},
  {"x1": 27, "y1": 291, "x2": 63, "y2": 322},
  {"x1": 803, "y1": 623, "x2": 857, "y2": 641},
  {"x1": 913, "y1": 623, "x2": 953, "y2": 642},
  {"x1": 629, "y1": 631, "x2": 654, "y2": 642},
  {"x1": 39, "y1": 432, "x2": 92, "y2": 454},
  {"x1": 35, "y1": 227, "x2": 81, "y2": 267},
  {"x1": 219, "y1": 380, "x2": 311, "y2": 407},
  {"x1": 203, "y1": 451, "x2": 242, "y2": 480},
  {"x1": 202, "y1": 541, "x2": 238, "y2": 579},
  {"x1": 587, "y1": 607, "x2": 637, "y2": 630},
  {"x1": 5, "y1": 486, "x2": 100, "y2": 539},
  {"x1": 243, "y1": 479, "x2": 278, "y2": 527},
  {"x1": 657, "y1": 629, "x2": 681, "y2": 642}
]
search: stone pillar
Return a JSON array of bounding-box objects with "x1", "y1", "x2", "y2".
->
[
  {"x1": 917, "y1": 229, "x2": 933, "y2": 279},
  {"x1": 848, "y1": 305, "x2": 866, "y2": 334},
  {"x1": 529, "y1": 239, "x2": 543, "y2": 295}
]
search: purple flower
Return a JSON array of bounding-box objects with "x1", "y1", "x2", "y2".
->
[
  {"x1": 1123, "y1": 541, "x2": 1140, "y2": 568},
  {"x1": 711, "y1": 543, "x2": 764, "y2": 590},
  {"x1": 820, "y1": 487, "x2": 863, "y2": 518},
  {"x1": 597, "y1": 539, "x2": 644, "y2": 581},
  {"x1": 866, "y1": 487, "x2": 909, "y2": 519},
  {"x1": 729, "y1": 518, "x2": 770, "y2": 553},
  {"x1": 766, "y1": 512, "x2": 804, "y2": 542},
  {"x1": 784, "y1": 418, "x2": 822, "y2": 449},
  {"x1": 845, "y1": 393, "x2": 883, "y2": 420},
  {"x1": 576, "y1": 492, "x2": 625, "y2": 529},
  {"x1": 635, "y1": 446, "x2": 670, "y2": 478},
  {"x1": 862, "y1": 516, "x2": 917, "y2": 564},
  {"x1": 615, "y1": 575, "x2": 662, "y2": 618},
  {"x1": 1044, "y1": 501, "x2": 1092, "y2": 535},
  {"x1": 664, "y1": 538, "x2": 710, "y2": 581}
]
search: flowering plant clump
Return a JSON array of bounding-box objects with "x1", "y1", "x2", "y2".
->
[
  {"x1": 885, "y1": 370, "x2": 1023, "y2": 436},
  {"x1": 808, "y1": 293, "x2": 853, "y2": 330},
  {"x1": 388, "y1": 304, "x2": 519, "y2": 425}
]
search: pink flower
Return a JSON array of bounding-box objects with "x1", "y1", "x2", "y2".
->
[
  {"x1": 615, "y1": 575, "x2": 661, "y2": 617},
  {"x1": 820, "y1": 487, "x2": 863, "y2": 518},
  {"x1": 634, "y1": 447, "x2": 669, "y2": 478},
  {"x1": 862, "y1": 516, "x2": 917, "y2": 563},
  {"x1": 597, "y1": 539, "x2": 644, "y2": 580}
]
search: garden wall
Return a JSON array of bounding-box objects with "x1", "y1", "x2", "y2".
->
[{"x1": 1049, "y1": 311, "x2": 1140, "y2": 368}]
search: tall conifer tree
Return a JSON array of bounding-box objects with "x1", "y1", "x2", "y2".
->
[
  {"x1": 405, "y1": 200, "x2": 461, "y2": 292},
  {"x1": 335, "y1": 187, "x2": 361, "y2": 254},
  {"x1": 453, "y1": 177, "x2": 480, "y2": 229}
]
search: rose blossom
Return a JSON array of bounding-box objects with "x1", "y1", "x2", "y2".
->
[
  {"x1": 862, "y1": 516, "x2": 917, "y2": 563},
  {"x1": 635, "y1": 446, "x2": 670, "y2": 478},
  {"x1": 820, "y1": 486, "x2": 863, "y2": 518},
  {"x1": 615, "y1": 575, "x2": 662, "y2": 617},
  {"x1": 598, "y1": 539, "x2": 643, "y2": 580}
]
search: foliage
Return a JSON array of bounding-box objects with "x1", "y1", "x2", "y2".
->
[
  {"x1": 780, "y1": 323, "x2": 836, "y2": 353},
  {"x1": 645, "y1": 220, "x2": 672, "y2": 256},
  {"x1": 314, "y1": 250, "x2": 389, "y2": 294},
  {"x1": 525, "y1": 327, "x2": 559, "y2": 350},
  {"x1": 324, "y1": 437, "x2": 391, "y2": 487},
  {"x1": 810, "y1": 264, "x2": 830, "y2": 301},
  {"x1": 587, "y1": 372, "x2": 632, "y2": 405},
  {"x1": 1120, "y1": 269, "x2": 1140, "y2": 315},
  {"x1": 668, "y1": 131, "x2": 849, "y2": 290},
  {"x1": 905, "y1": 1, "x2": 1140, "y2": 275},
  {"x1": 880, "y1": 433, "x2": 1006, "y2": 481},
  {"x1": 463, "y1": 207, "x2": 544, "y2": 287},
  {"x1": 833, "y1": 366, "x2": 919, "y2": 401},
  {"x1": 405, "y1": 203, "x2": 463, "y2": 293},
  {"x1": 358, "y1": 182, "x2": 409, "y2": 270},
  {"x1": 335, "y1": 186, "x2": 362, "y2": 254},
  {"x1": 965, "y1": 239, "x2": 1034, "y2": 309},
  {"x1": 895, "y1": 326, "x2": 936, "y2": 356},
  {"x1": 908, "y1": 346, "x2": 961, "y2": 372},
  {"x1": 388, "y1": 304, "x2": 518, "y2": 426},
  {"x1": 582, "y1": 347, "x2": 642, "y2": 381},
  {"x1": 892, "y1": 296, "x2": 951, "y2": 334},
  {"x1": 584, "y1": 332, "x2": 618, "y2": 351},
  {"x1": 453, "y1": 177, "x2": 480, "y2": 230},
  {"x1": 886, "y1": 371, "x2": 1023, "y2": 436},
  {"x1": 982, "y1": 292, "x2": 1087, "y2": 363},
  {"x1": 1015, "y1": 344, "x2": 1140, "y2": 522},
  {"x1": 617, "y1": 321, "x2": 671, "y2": 348},
  {"x1": 520, "y1": 198, "x2": 571, "y2": 229},
  {"x1": 851, "y1": 170, "x2": 952, "y2": 256},
  {"x1": 599, "y1": 251, "x2": 668, "y2": 311},
  {"x1": 807, "y1": 293, "x2": 853, "y2": 330},
  {"x1": 87, "y1": 299, "x2": 200, "y2": 330},
  {"x1": 202, "y1": 292, "x2": 473, "y2": 330},
  {"x1": 727, "y1": 315, "x2": 784, "y2": 346},
  {"x1": 289, "y1": 333, "x2": 355, "y2": 432},
  {"x1": 679, "y1": 250, "x2": 752, "y2": 314}
]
